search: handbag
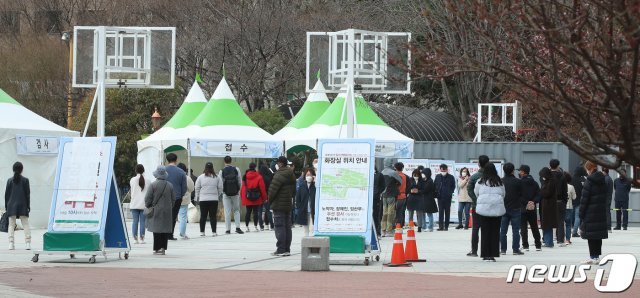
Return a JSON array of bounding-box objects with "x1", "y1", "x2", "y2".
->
[
  {"x1": 0, "y1": 212, "x2": 9, "y2": 233},
  {"x1": 144, "y1": 182, "x2": 167, "y2": 218}
]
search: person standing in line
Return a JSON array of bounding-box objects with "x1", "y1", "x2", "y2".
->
[
  {"x1": 164, "y1": 153, "x2": 187, "y2": 241},
  {"x1": 176, "y1": 163, "x2": 195, "y2": 240},
  {"x1": 571, "y1": 165, "x2": 588, "y2": 237},
  {"x1": 258, "y1": 163, "x2": 274, "y2": 230},
  {"x1": 474, "y1": 163, "x2": 506, "y2": 262},
  {"x1": 406, "y1": 169, "x2": 426, "y2": 232},
  {"x1": 269, "y1": 156, "x2": 296, "y2": 256},
  {"x1": 602, "y1": 168, "x2": 614, "y2": 232},
  {"x1": 195, "y1": 162, "x2": 223, "y2": 237},
  {"x1": 539, "y1": 167, "x2": 559, "y2": 248},
  {"x1": 435, "y1": 164, "x2": 456, "y2": 231},
  {"x1": 422, "y1": 168, "x2": 438, "y2": 232},
  {"x1": 145, "y1": 166, "x2": 175, "y2": 255},
  {"x1": 295, "y1": 168, "x2": 316, "y2": 236},
  {"x1": 129, "y1": 164, "x2": 148, "y2": 244},
  {"x1": 500, "y1": 163, "x2": 525, "y2": 255},
  {"x1": 467, "y1": 155, "x2": 490, "y2": 257},
  {"x1": 456, "y1": 167, "x2": 472, "y2": 230},
  {"x1": 241, "y1": 163, "x2": 267, "y2": 232},
  {"x1": 579, "y1": 161, "x2": 609, "y2": 264},
  {"x1": 549, "y1": 159, "x2": 568, "y2": 246},
  {"x1": 613, "y1": 169, "x2": 632, "y2": 230},
  {"x1": 564, "y1": 172, "x2": 576, "y2": 245},
  {"x1": 5, "y1": 162, "x2": 31, "y2": 250},
  {"x1": 518, "y1": 165, "x2": 541, "y2": 251},
  {"x1": 189, "y1": 169, "x2": 198, "y2": 204},
  {"x1": 394, "y1": 162, "x2": 410, "y2": 228},
  {"x1": 380, "y1": 158, "x2": 401, "y2": 237},
  {"x1": 219, "y1": 156, "x2": 244, "y2": 235},
  {"x1": 372, "y1": 166, "x2": 385, "y2": 237}
]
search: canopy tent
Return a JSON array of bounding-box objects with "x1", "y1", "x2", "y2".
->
[
  {"x1": 274, "y1": 80, "x2": 331, "y2": 153},
  {"x1": 284, "y1": 91, "x2": 414, "y2": 158},
  {"x1": 0, "y1": 88, "x2": 79, "y2": 228},
  {"x1": 137, "y1": 78, "x2": 282, "y2": 178}
]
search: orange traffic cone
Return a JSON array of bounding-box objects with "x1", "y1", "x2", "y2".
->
[
  {"x1": 468, "y1": 209, "x2": 474, "y2": 228},
  {"x1": 384, "y1": 223, "x2": 412, "y2": 267},
  {"x1": 405, "y1": 221, "x2": 426, "y2": 262}
]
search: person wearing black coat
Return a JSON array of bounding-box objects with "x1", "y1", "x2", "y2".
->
[
  {"x1": 434, "y1": 164, "x2": 456, "y2": 231},
  {"x1": 406, "y1": 169, "x2": 427, "y2": 232},
  {"x1": 613, "y1": 169, "x2": 632, "y2": 230},
  {"x1": 571, "y1": 166, "x2": 588, "y2": 237},
  {"x1": 372, "y1": 167, "x2": 385, "y2": 236},
  {"x1": 549, "y1": 159, "x2": 568, "y2": 246},
  {"x1": 518, "y1": 165, "x2": 541, "y2": 251},
  {"x1": 422, "y1": 168, "x2": 438, "y2": 232},
  {"x1": 500, "y1": 163, "x2": 525, "y2": 255},
  {"x1": 4, "y1": 162, "x2": 31, "y2": 250},
  {"x1": 579, "y1": 161, "x2": 608, "y2": 264}
]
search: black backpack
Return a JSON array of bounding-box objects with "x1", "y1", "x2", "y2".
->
[
  {"x1": 222, "y1": 167, "x2": 240, "y2": 196},
  {"x1": 246, "y1": 187, "x2": 261, "y2": 201}
]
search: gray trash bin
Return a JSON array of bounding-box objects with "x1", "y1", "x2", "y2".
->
[{"x1": 301, "y1": 236, "x2": 330, "y2": 271}]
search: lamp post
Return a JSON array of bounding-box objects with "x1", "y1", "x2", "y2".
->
[
  {"x1": 61, "y1": 31, "x2": 73, "y2": 128},
  {"x1": 151, "y1": 107, "x2": 162, "y2": 131}
]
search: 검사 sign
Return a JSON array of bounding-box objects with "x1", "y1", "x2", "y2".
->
[{"x1": 16, "y1": 135, "x2": 59, "y2": 155}]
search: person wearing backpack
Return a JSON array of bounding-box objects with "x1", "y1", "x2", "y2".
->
[
  {"x1": 219, "y1": 156, "x2": 244, "y2": 235},
  {"x1": 240, "y1": 163, "x2": 267, "y2": 232}
]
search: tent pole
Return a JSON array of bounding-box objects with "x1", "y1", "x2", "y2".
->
[
  {"x1": 83, "y1": 82, "x2": 100, "y2": 137},
  {"x1": 187, "y1": 138, "x2": 192, "y2": 177}
]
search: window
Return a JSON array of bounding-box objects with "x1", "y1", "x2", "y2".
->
[
  {"x1": 35, "y1": 10, "x2": 62, "y2": 34},
  {"x1": 0, "y1": 11, "x2": 20, "y2": 34}
]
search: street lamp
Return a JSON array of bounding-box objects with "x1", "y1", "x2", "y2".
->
[{"x1": 151, "y1": 107, "x2": 162, "y2": 131}]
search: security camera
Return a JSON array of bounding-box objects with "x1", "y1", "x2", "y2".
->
[{"x1": 61, "y1": 32, "x2": 70, "y2": 41}]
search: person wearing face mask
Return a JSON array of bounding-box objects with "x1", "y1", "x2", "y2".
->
[
  {"x1": 406, "y1": 169, "x2": 427, "y2": 232},
  {"x1": 434, "y1": 164, "x2": 456, "y2": 231},
  {"x1": 394, "y1": 162, "x2": 410, "y2": 228},
  {"x1": 539, "y1": 167, "x2": 559, "y2": 248},
  {"x1": 295, "y1": 169, "x2": 317, "y2": 236},
  {"x1": 613, "y1": 169, "x2": 632, "y2": 230},
  {"x1": 579, "y1": 161, "x2": 608, "y2": 264},
  {"x1": 422, "y1": 168, "x2": 438, "y2": 232},
  {"x1": 518, "y1": 165, "x2": 542, "y2": 251},
  {"x1": 456, "y1": 167, "x2": 472, "y2": 230}
]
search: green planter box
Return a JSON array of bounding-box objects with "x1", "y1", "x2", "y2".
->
[
  {"x1": 328, "y1": 235, "x2": 365, "y2": 253},
  {"x1": 43, "y1": 232, "x2": 101, "y2": 251}
]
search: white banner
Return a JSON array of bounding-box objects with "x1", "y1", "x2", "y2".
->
[
  {"x1": 16, "y1": 135, "x2": 59, "y2": 155},
  {"x1": 315, "y1": 139, "x2": 375, "y2": 243},
  {"x1": 189, "y1": 139, "x2": 282, "y2": 158},
  {"x1": 374, "y1": 141, "x2": 413, "y2": 158},
  {"x1": 50, "y1": 137, "x2": 115, "y2": 232}
]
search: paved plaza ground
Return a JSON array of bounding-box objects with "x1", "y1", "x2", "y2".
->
[{"x1": 0, "y1": 221, "x2": 638, "y2": 297}]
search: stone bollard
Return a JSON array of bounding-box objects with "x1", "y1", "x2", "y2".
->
[{"x1": 301, "y1": 236, "x2": 330, "y2": 271}]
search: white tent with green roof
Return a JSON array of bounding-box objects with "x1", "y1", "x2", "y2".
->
[
  {"x1": 284, "y1": 91, "x2": 414, "y2": 158},
  {"x1": 274, "y1": 80, "x2": 331, "y2": 153},
  {"x1": 0, "y1": 88, "x2": 79, "y2": 227}
]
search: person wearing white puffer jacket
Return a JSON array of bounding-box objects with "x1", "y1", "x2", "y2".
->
[{"x1": 474, "y1": 163, "x2": 506, "y2": 262}]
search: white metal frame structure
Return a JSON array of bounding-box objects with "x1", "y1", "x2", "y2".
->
[
  {"x1": 474, "y1": 101, "x2": 522, "y2": 142},
  {"x1": 72, "y1": 26, "x2": 176, "y2": 137}
]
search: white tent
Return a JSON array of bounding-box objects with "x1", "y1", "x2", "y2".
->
[
  {"x1": 285, "y1": 91, "x2": 414, "y2": 158},
  {"x1": 0, "y1": 88, "x2": 79, "y2": 228}
]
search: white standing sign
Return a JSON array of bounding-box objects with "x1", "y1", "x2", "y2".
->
[{"x1": 315, "y1": 139, "x2": 375, "y2": 243}]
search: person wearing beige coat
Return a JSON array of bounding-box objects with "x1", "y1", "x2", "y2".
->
[{"x1": 456, "y1": 167, "x2": 473, "y2": 229}]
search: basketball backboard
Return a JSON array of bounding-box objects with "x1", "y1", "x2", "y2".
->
[
  {"x1": 306, "y1": 29, "x2": 411, "y2": 94},
  {"x1": 73, "y1": 26, "x2": 176, "y2": 89}
]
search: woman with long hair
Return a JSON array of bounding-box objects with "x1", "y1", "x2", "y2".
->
[
  {"x1": 129, "y1": 164, "x2": 148, "y2": 244},
  {"x1": 474, "y1": 163, "x2": 505, "y2": 262},
  {"x1": 422, "y1": 168, "x2": 438, "y2": 232},
  {"x1": 406, "y1": 169, "x2": 426, "y2": 232},
  {"x1": 295, "y1": 168, "x2": 316, "y2": 236},
  {"x1": 5, "y1": 162, "x2": 31, "y2": 250},
  {"x1": 195, "y1": 162, "x2": 223, "y2": 236},
  {"x1": 579, "y1": 161, "x2": 609, "y2": 264}
]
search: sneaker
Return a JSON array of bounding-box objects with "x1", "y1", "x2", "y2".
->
[
  {"x1": 158, "y1": 248, "x2": 166, "y2": 255},
  {"x1": 140, "y1": 238, "x2": 146, "y2": 244},
  {"x1": 428, "y1": 229, "x2": 434, "y2": 232},
  {"x1": 464, "y1": 227, "x2": 469, "y2": 230},
  {"x1": 236, "y1": 228, "x2": 245, "y2": 234},
  {"x1": 558, "y1": 243, "x2": 567, "y2": 247},
  {"x1": 571, "y1": 233, "x2": 579, "y2": 237},
  {"x1": 225, "y1": 230, "x2": 231, "y2": 235},
  {"x1": 444, "y1": 227, "x2": 449, "y2": 231},
  {"x1": 212, "y1": 233, "x2": 218, "y2": 237},
  {"x1": 455, "y1": 225, "x2": 463, "y2": 230},
  {"x1": 134, "y1": 239, "x2": 139, "y2": 244},
  {"x1": 535, "y1": 247, "x2": 542, "y2": 251},
  {"x1": 542, "y1": 244, "x2": 554, "y2": 248},
  {"x1": 482, "y1": 257, "x2": 491, "y2": 262},
  {"x1": 501, "y1": 251, "x2": 506, "y2": 255},
  {"x1": 513, "y1": 250, "x2": 524, "y2": 255},
  {"x1": 581, "y1": 258, "x2": 599, "y2": 265},
  {"x1": 467, "y1": 252, "x2": 478, "y2": 257},
  {"x1": 613, "y1": 227, "x2": 621, "y2": 230},
  {"x1": 565, "y1": 240, "x2": 572, "y2": 245},
  {"x1": 9, "y1": 242, "x2": 14, "y2": 250},
  {"x1": 489, "y1": 257, "x2": 496, "y2": 262},
  {"x1": 260, "y1": 226, "x2": 265, "y2": 231},
  {"x1": 200, "y1": 232, "x2": 206, "y2": 237},
  {"x1": 245, "y1": 226, "x2": 250, "y2": 233},
  {"x1": 271, "y1": 251, "x2": 287, "y2": 257},
  {"x1": 180, "y1": 235, "x2": 189, "y2": 240},
  {"x1": 523, "y1": 247, "x2": 530, "y2": 251},
  {"x1": 168, "y1": 236, "x2": 177, "y2": 241},
  {"x1": 623, "y1": 227, "x2": 628, "y2": 230},
  {"x1": 283, "y1": 252, "x2": 291, "y2": 256},
  {"x1": 436, "y1": 228, "x2": 443, "y2": 231},
  {"x1": 254, "y1": 226, "x2": 260, "y2": 232},
  {"x1": 25, "y1": 243, "x2": 31, "y2": 250}
]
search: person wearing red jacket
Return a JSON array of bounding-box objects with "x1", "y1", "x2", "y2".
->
[{"x1": 241, "y1": 163, "x2": 267, "y2": 232}]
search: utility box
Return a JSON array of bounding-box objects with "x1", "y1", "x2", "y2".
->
[{"x1": 301, "y1": 236, "x2": 330, "y2": 271}]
